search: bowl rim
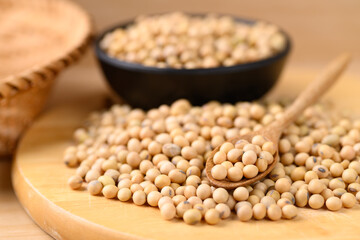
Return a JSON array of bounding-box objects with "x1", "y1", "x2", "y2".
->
[{"x1": 94, "y1": 13, "x2": 291, "y2": 75}]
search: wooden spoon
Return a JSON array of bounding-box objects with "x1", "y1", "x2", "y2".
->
[{"x1": 205, "y1": 53, "x2": 351, "y2": 189}]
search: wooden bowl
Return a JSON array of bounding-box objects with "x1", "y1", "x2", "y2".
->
[
  {"x1": 0, "y1": 0, "x2": 92, "y2": 155},
  {"x1": 95, "y1": 15, "x2": 291, "y2": 109}
]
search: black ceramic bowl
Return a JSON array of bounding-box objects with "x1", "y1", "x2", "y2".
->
[{"x1": 95, "y1": 16, "x2": 291, "y2": 109}]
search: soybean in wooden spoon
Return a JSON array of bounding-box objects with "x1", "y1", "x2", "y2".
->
[{"x1": 205, "y1": 53, "x2": 351, "y2": 189}]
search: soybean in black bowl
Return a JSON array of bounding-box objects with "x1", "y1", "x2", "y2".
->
[{"x1": 94, "y1": 15, "x2": 291, "y2": 109}]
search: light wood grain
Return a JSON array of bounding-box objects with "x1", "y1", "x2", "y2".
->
[
  {"x1": 0, "y1": 160, "x2": 52, "y2": 240},
  {"x1": 11, "y1": 69, "x2": 360, "y2": 240}
]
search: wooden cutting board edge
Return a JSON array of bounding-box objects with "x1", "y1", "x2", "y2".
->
[
  {"x1": 11, "y1": 68, "x2": 360, "y2": 240},
  {"x1": 11, "y1": 97, "x2": 137, "y2": 240}
]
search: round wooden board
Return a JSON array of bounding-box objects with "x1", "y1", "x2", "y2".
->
[{"x1": 12, "y1": 69, "x2": 360, "y2": 240}]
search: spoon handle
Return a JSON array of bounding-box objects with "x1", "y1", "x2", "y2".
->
[{"x1": 270, "y1": 53, "x2": 351, "y2": 132}]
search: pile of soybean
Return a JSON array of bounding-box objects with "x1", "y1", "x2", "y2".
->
[
  {"x1": 66, "y1": 99, "x2": 360, "y2": 225},
  {"x1": 100, "y1": 12, "x2": 286, "y2": 69}
]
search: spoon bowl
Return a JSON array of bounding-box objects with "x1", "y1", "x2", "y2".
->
[{"x1": 205, "y1": 130, "x2": 280, "y2": 189}]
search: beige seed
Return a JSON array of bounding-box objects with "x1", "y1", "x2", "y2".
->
[
  {"x1": 213, "y1": 151, "x2": 227, "y2": 164},
  {"x1": 158, "y1": 196, "x2": 173, "y2": 209},
  {"x1": 220, "y1": 142, "x2": 235, "y2": 153},
  {"x1": 243, "y1": 165, "x2": 259, "y2": 178},
  {"x1": 187, "y1": 196, "x2": 202, "y2": 206},
  {"x1": 348, "y1": 183, "x2": 360, "y2": 193},
  {"x1": 193, "y1": 203, "x2": 208, "y2": 216},
  {"x1": 117, "y1": 188, "x2": 132, "y2": 201},
  {"x1": 183, "y1": 209, "x2": 202, "y2": 225},
  {"x1": 256, "y1": 158, "x2": 268, "y2": 172},
  {"x1": 321, "y1": 188, "x2": 334, "y2": 200},
  {"x1": 269, "y1": 167, "x2": 285, "y2": 181},
  {"x1": 76, "y1": 165, "x2": 90, "y2": 178},
  {"x1": 262, "y1": 142, "x2": 276, "y2": 155},
  {"x1": 313, "y1": 165, "x2": 329, "y2": 178},
  {"x1": 333, "y1": 188, "x2": 347, "y2": 198},
  {"x1": 282, "y1": 204, "x2": 298, "y2": 219},
  {"x1": 144, "y1": 184, "x2": 158, "y2": 194},
  {"x1": 98, "y1": 175, "x2": 115, "y2": 186},
  {"x1": 277, "y1": 198, "x2": 292, "y2": 208},
  {"x1": 308, "y1": 194, "x2": 325, "y2": 209},
  {"x1": 252, "y1": 135, "x2": 266, "y2": 146},
  {"x1": 242, "y1": 150, "x2": 257, "y2": 165},
  {"x1": 154, "y1": 175, "x2": 171, "y2": 189},
  {"x1": 168, "y1": 169, "x2": 186, "y2": 184},
  {"x1": 341, "y1": 193, "x2": 356, "y2": 208},
  {"x1": 181, "y1": 146, "x2": 198, "y2": 160},
  {"x1": 85, "y1": 170, "x2": 101, "y2": 183},
  {"x1": 290, "y1": 167, "x2": 307, "y2": 181},
  {"x1": 203, "y1": 198, "x2": 217, "y2": 209},
  {"x1": 133, "y1": 190, "x2": 147, "y2": 205},
  {"x1": 227, "y1": 149, "x2": 243, "y2": 163},
  {"x1": 237, "y1": 205, "x2": 253, "y2": 222},
  {"x1": 213, "y1": 188, "x2": 229, "y2": 203},
  {"x1": 326, "y1": 196, "x2": 342, "y2": 211},
  {"x1": 227, "y1": 166, "x2": 243, "y2": 181},
  {"x1": 102, "y1": 185, "x2": 118, "y2": 199},
  {"x1": 340, "y1": 145, "x2": 356, "y2": 160},
  {"x1": 176, "y1": 201, "x2": 192, "y2": 217},
  {"x1": 184, "y1": 185, "x2": 196, "y2": 198},
  {"x1": 342, "y1": 169, "x2": 358, "y2": 184},
  {"x1": 172, "y1": 195, "x2": 187, "y2": 206},
  {"x1": 260, "y1": 196, "x2": 276, "y2": 208},
  {"x1": 87, "y1": 180, "x2": 103, "y2": 195},
  {"x1": 196, "y1": 184, "x2": 212, "y2": 200},
  {"x1": 275, "y1": 178, "x2": 291, "y2": 193},
  {"x1": 248, "y1": 195, "x2": 260, "y2": 206},
  {"x1": 308, "y1": 179, "x2": 325, "y2": 194},
  {"x1": 267, "y1": 190, "x2": 281, "y2": 201},
  {"x1": 162, "y1": 143, "x2": 181, "y2": 157},
  {"x1": 329, "y1": 178, "x2": 345, "y2": 190},
  {"x1": 330, "y1": 163, "x2": 344, "y2": 177},
  {"x1": 68, "y1": 175, "x2": 83, "y2": 190},
  {"x1": 205, "y1": 209, "x2": 221, "y2": 225},
  {"x1": 211, "y1": 164, "x2": 227, "y2": 180},
  {"x1": 349, "y1": 161, "x2": 360, "y2": 174},
  {"x1": 147, "y1": 191, "x2": 162, "y2": 206},
  {"x1": 215, "y1": 203, "x2": 231, "y2": 219},
  {"x1": 126, "y1": 152, "x2": 142, "y2": 168},
  {"x1": 304, "y1": 170, "x2": 318, "y2": 184},
  {"x1": 235, "y1": 201, "x2": 252, "y2": 212},
  {"x1": 221, "y1": 161, "x2": 233, "y2": 170},
  {"x1": 161, "y1": 203, "x2": 176, "y2": 220},
  {"x1": 130, "y1": 183, "x2": 143, "y2": 193},
  {"x1": 295, "y1": 189, "x2": 309, "y2": 207},
  {"x1": 252, "y1": 203, "x2": 267, "y2": 220},
  {"x1": 267, "y1": 204, "x2": 282, "y2": 221},
  {"x1": 233, "y1": 187, "x2": 249, "y2": 201},
  {"x1": 161, "y1": 186, "x2": 175, "y2": 197}
]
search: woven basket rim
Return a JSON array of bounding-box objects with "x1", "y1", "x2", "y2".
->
[{"x1": 0, "y1": 0, "x2": 93, "y2": 100}]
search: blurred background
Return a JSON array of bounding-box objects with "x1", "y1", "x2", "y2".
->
[
  {"x1": 49, "y1": 0, "x2": 360, "y2": 106},
  {"x1": 1, "y1": 0, "x2": 359, "y2": 239}
]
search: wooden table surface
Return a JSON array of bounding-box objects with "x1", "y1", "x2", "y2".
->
[{"x1": 1, "y1": 0, "x2": 359, "y2": 239}]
